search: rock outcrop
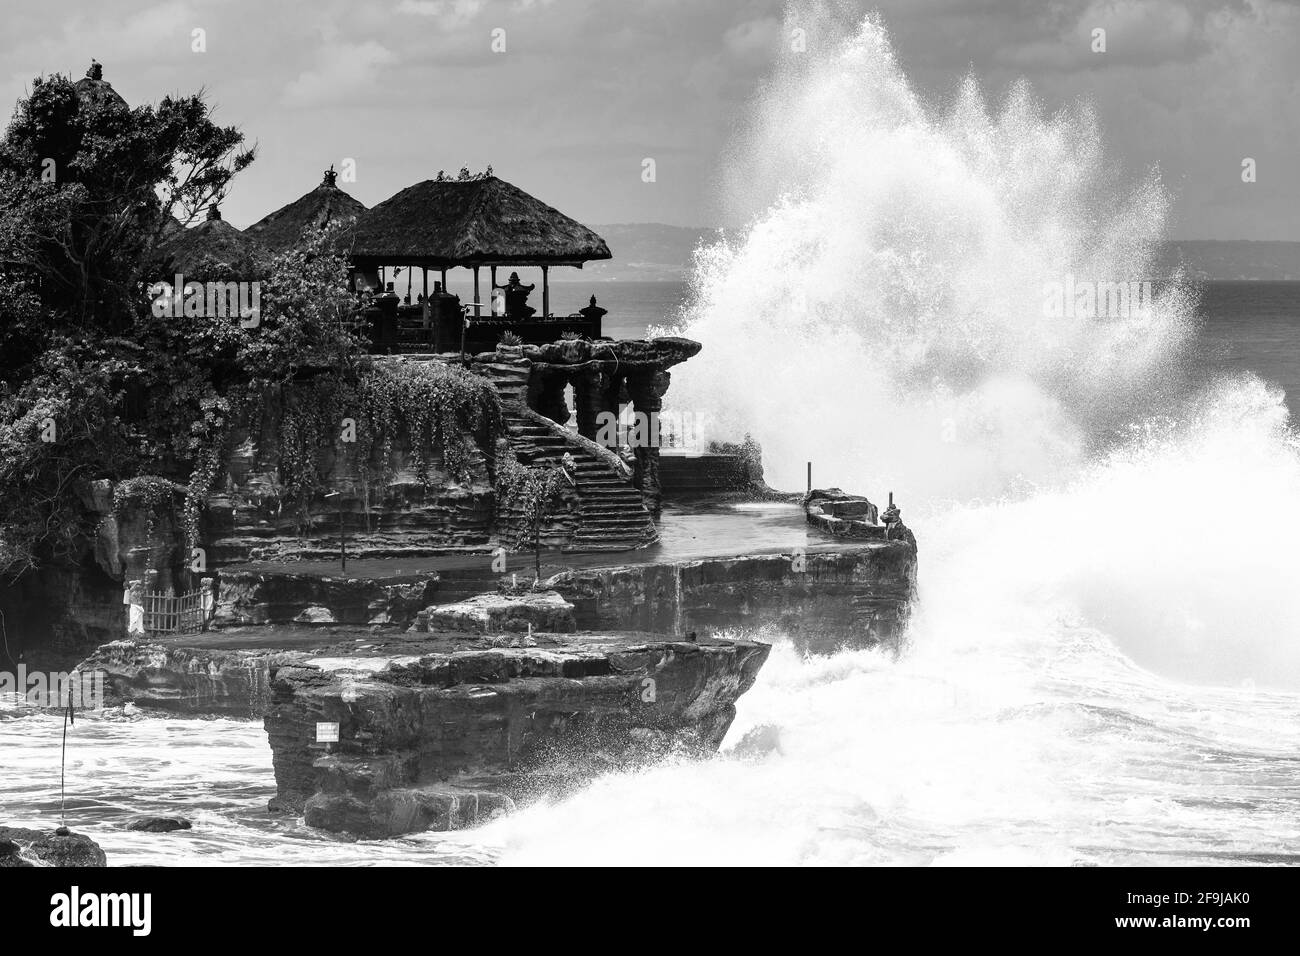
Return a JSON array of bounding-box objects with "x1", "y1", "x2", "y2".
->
[
  {"x1": 805, "y1": 488, "x2": 884, "y2": 539},
  {"x1": 414, "y1": 589, "x2": 577, "y2": 634},
  {"x1": 264, "y1": 631, "x2": 769, "y2": 836},
  {"x1": 549, "y1": 544, "x2": 917, "y2": 654},
  {"x1": 0, "y1": 827, "x2": 107, "y2": 867},
  {"x1": 123, "y1": 815, "x2": 192, "y2": 833},
  {"x1": 213, "y1": 567, "x2": 439, "y2": 627},
  {"x1": 82, "y1": 639, "x2": 299, "y2": 717}
]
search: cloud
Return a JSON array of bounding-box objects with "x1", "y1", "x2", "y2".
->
[
  {"x1": 723, "y1": 17, "x2": 783, "y2": 64},
  {"x1": 995, "y1": 0, "x2": 1228, "y2": 71},
  {"x1": 281, "y1": 40, "x2": 396, "y2": 109},
  {"x1": 396, "y1": 0, "x2": 486, "y2": 27},
  {"x1": 3, "y1": 0, "x2": 1293, "y2": 237}
]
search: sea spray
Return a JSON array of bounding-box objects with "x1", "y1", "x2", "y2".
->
[
  {"x1": 663, "y1": 8, "x2": 1197, "y2": 499},
  {"x1": 481, "y1": 5, "x2": 1300, "y2": 865}
]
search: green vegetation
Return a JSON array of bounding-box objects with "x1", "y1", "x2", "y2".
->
[
  {"x1": 0, "y1": 66, "x2": 407, "y2": 582},
  {"x1": 276, "y1": 361, "x2": 502, "y2": 520},
  {"x1": 496, "y1": 456, "x2": 569, "y2": 582}
]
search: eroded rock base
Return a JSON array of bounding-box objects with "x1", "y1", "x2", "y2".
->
[{"x1": 266, "y1": 632, "x2": 768, "y2": 837}]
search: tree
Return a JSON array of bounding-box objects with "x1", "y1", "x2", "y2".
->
[
  {"x1": 0, "y1": 63, "x2": 255, "y2": 356},
  {"x1": 497, "y1": 457, "x2": 569, "y2": 584},
  {"x1": 0, "y1": 63, "x2": 256, "y2": 580}
]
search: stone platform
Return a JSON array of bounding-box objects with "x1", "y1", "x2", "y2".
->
[
  {"x1": 84, "y1": 616, "x2": 768, "y2": 837},
  {"x1": 78, "y1": 536, "x2": 915, "y2": 837}
]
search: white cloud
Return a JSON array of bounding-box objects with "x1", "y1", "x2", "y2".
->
[
  {"x1": 281, "y1": 40, "x2": 396, "y2": 108},
  {"x1": 396, "y1": 0, "x2": 486, "y2": 27}
]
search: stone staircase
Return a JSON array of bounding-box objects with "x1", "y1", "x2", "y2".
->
[{"x1": 478, "y1": 357, "x2": 658, "y2": 552}]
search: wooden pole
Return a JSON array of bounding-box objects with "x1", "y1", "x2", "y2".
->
[
  {"x1": 542, "y1": 264, "x2": 549, "y2": 319},
  {"x1": 807, "y1": 461, "x2": 812, "y2": 493},
  {"x1": 490, "y1": 266, "x2": 498, "y2": 315},
  {"x1": 422, "y1": 268, "x2": 429, "y2": 347},
  {"x1": 473, "y1": 266, "x2": 481, "y2": 318}
]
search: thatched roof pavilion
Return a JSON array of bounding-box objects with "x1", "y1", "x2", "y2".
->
[
  {"x1": 350, "y1": 171, "x2": 611, "y2": 318},
  {"x1": 244, "y1": 166, "x2": 367, "y2": 255},
  {"x1": 72, "y1": 60, "x2": 127, "y2": 109},
  {"x1": 159, "y1": 206, "x2": 268, "y2": 275}
]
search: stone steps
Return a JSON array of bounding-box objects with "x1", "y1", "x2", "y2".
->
[{"x1": 472, "y1": 361, "x2": 657, "y2": 552}]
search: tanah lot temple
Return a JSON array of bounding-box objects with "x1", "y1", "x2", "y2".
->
[
  {"x1": 5, "y1": 71, "x2": 915, "y2": 841},
  {"x1": 198, "y1": 164, "x2": 708, "y2": 536}
]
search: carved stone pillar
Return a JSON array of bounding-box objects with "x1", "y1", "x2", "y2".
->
[
  {"x1": 572, "y1": 369, "x2": 610, "y2": 442},
  {"x1": 626, "y1": 369, "x2": 671, "y2": 517}
]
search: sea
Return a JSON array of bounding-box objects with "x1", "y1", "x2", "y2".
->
[
  {"x1": 2, "y1": 277, "x2": 1298, "y2": 867},
  {"x1": 4, "y1": 15, "x2": 1300, "y2": 867}
]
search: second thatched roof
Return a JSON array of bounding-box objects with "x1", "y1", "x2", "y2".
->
[
  {"x1": 350, "y1": 174, "x2": 611, "y2": 268},
  {"x1": 244, "y1": 167, "x2": 368, "y2": 255},
  {"x1": 159, "y1": 208, "x2": 268, "y2": 276}
]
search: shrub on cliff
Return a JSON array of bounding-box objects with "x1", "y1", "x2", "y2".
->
[
  {"x1": 274, "y1": 361, "x2": 504, "y2": 522},
  {"x1": 0, "y1": 65, "x2": 369, "y2": 579},
  {"x1": 496, "y1": 455, "x2": 569, "y2": 581},
  {"x1": 0, "y1": 346, "x2": 130, "y2": 580}
]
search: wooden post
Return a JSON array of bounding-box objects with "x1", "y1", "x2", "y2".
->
[
  {"x1": 422, "y1": 268, "x2": 429, "y2": 347},
  {"x1": 542, "y1": 264, "x2": 549, "y2": 319},
  {"x1": 473, "y1": 266, "x2": 481, "y2": 318},
  {"x1": 490, "y1": 266, "x2": 497, "y2": 315},
  {"x1": 807, "y1": 461, "x2": 812, "y2": 493}
]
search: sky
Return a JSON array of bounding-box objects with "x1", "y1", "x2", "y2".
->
[{"x1": 1, "y1": 0, "x2": 1297, "y2": 238}]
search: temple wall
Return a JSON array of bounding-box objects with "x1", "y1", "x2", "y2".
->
[{"x1": 204, "y1": 383, "x2": 502, "y2": 565}]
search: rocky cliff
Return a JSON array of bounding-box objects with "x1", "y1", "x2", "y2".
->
[
  {"x1": 549, "y1": 544, "x2": 917, "y2": 654},
  {"x1": 205, "y1": 381, "x2": 500, "y2": 565},
  {"x1": 264, "y1": 630, "x2": 769, "y2": 837}
]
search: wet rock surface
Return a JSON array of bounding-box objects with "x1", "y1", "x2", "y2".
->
[
  {"x1": 0, "y1": 826, "x2": 107, "y2": 867},
  {"x1": 123, "y1": 815, "x2": 192, "y2": 833},
  {"x1": 805, "y1": 488, "x2": 885, "y2": 539},
  {"x1": 264, "y1": 629, "x2": 769, "y2": 837},
  {"x1": 548, "y1": 543, "x2": 917, "y2": 654},
  {"x1": 81, "y1": 639, "x2": 305, "y2": 717},
  {"x1": 414, "y1": 589, "x2": 577, "y2": 634},
  {"x1": 70, "y1": 537, "x2": 916, "y2": 838},
  {"x1": 214, "y1": 568, "x2": 439, "y2": 627}
]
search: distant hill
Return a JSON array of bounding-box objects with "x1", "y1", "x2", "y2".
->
[
  {"x1": 578, "y1": 225, "x2": 1300, "y2": 282},
  {"x1": 577, "y1": 224, "x2": 720, "y2": 281}
]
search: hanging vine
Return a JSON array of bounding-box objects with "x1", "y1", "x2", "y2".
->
[
  {"x1": 274, "y1": 361, "x2": 503, "y2": 516},
  {"x1": 112, "y1": 475, "x2": 187, "y2": 542}
]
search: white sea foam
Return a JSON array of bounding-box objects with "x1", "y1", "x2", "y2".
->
[{"x1": 483, "y1": 8, "x2": 1300, "y2": 866}]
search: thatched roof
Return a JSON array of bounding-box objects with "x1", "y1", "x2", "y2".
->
[
  {"x1": 244, "y1": 167, "x2": 368, "y2": 255},
  {"x1": 159, "y1": 207, "x2": 268, "y2": 275},
  {"x1": 72, "y1": 61, "x2": 127, "y2": 109},
  {"x1": 350, "y1": 174, "x2": 611, "y2": 267}
]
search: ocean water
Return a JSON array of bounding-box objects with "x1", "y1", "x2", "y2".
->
[{"x1": 5, "y1": 11, "x2": 1300, "y2": 867}]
